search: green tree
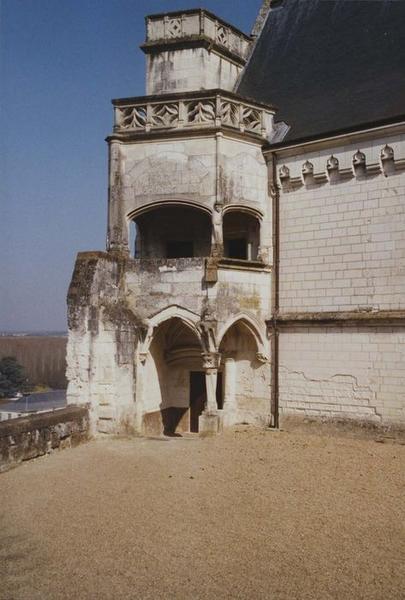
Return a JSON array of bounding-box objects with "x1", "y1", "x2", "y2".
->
[{"x1": 0, "y1": 356, "x2": 29, "y2": 399}]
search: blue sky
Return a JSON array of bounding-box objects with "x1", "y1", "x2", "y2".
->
[{"x1": 0, "y1": 0, "x2": 262, "y2": 332}]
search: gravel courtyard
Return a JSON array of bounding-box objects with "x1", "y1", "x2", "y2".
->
[{"x1": 1, "y1": 426, "x2": 404, "y2": 600}]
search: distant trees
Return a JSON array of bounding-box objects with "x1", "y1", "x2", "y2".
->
[{"x1": 0, "y1": 356, "x2": 29, "y2": 398}]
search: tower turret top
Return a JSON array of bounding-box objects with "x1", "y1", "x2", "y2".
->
[{"x1": 141, "y1": 9, "x2": 251, "y2": 67}]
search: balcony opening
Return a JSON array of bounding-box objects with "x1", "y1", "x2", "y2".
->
[
  {"x1": 223, "y1": 211, "x2": 260, "y2": 261},
  {"x1": 131, "y1": 205, "x2": 211, "y2": 259},
  {"x1": 166, "y1": 240, "x2": 194, "y2": 259}
]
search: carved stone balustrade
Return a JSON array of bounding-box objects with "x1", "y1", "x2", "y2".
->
[
  {"x1": 143, "y1": 9, "x2": 252, "y2": 65},
  {"x1": 113, "y1": 90, "x2": 275, "y2": 140}
]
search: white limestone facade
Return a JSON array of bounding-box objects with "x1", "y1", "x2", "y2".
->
[
  {"x1": 265, "y1": 125, "x2": 405, "y2": 427},
  {"x1": 67, "y1": 6, "x2": 405, "y2": 436}
]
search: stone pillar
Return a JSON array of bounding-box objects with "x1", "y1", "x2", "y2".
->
[
  {"x1": 199, "y1": 352, "x2": 221, "y2": 436},
  {"x1": 202, "y1": 352, "x2": 221, "y2": 412},
  {"x1": 134, "y1": 352, "x2": 146, "y2": 433},
  {"x1": 107, "y1": 141, "x2": 129, "y2": 255},
  {"x1": 223, "y1": 357, "x2": 236, "y2": 410},
  {"x1": 211, "y1": 203, "x2": 224, "y2": 258}
]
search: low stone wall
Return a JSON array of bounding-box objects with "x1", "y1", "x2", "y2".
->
[{"x1": 0, "y1": 406, "x2": 89, "y2": 473}]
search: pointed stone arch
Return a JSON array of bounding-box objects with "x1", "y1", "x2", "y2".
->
[
  {"x1": 217, "y1": 313, "x2": 267, "y2": 359},
  {"x1": 140, "y1": 305, "x2": 202, "y2": 359}
]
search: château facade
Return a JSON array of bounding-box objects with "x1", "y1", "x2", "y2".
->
[{"x1": 67, "y1": 0, "x2": 405, "y2": 435}]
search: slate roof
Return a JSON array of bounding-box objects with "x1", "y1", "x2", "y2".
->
[{"x1": 238, "y1": 0, "x2": 405, "y2": 144}]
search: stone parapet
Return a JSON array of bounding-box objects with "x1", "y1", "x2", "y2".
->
[
  {"x1": 112, "y1": 90, "x2": 275, "y2": 140},
  {"x1": 142, "y1": 9, "x2": 251, "y2": 65},
  {"x1": 0, "y1": 406, "x2": 89, "y2": 473}
]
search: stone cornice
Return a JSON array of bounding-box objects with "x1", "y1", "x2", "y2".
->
[
  {"x1": 267, "y1": 310, "x2": 405, "y2": 327},
  {"x1": 141, "y1": 36, "x2": 247, "y2": 68},
  {"x1": 145, "y1": 9, "x2": 251, "y2": 42},
  {"x1": 264, "y1": 118, "x2": 405, "y2": 158},
  {"x1": 112, "y1": 89, "x2": 275, "y2": 112}
]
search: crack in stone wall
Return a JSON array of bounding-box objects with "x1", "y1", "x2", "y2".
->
[{"x1": 279, "y1": 365, "x2": 382, "y2": 422}]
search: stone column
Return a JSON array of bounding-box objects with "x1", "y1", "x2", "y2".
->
[
  {"x1": 199, "y1": 352, "x2": 221, "y2": 436},
  {"x1": 223, "y1": 357, "x2": 236, "y2": 411},
  {"x1": 107, "y1": 141, "x2": 129, "y2": 255},
  {"x1": 211, "y1": 203, "x2": 224, "y2": 258},
  {"x1": 134, "y1": 351, "x2": 146, "y2": 434},
  {"x1": 202, "y1": 352, "x2": 221, "y2": 413}
]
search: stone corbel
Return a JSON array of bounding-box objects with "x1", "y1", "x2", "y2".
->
[
  {"x1": 256, "y1": 352, "x2": 270, "y2": 364},
  {"x1": 202, "y1": 352, "x2": 222, "y2": 370},
  {"x1": 352, "y1": 149, "x2": 366, "y2": 178},
  {"x1": 137, "y1": 322, "x2": 154, "y2": 364},
  {"x1": 197, "y1": 307, "x2": 218, "y2": 354},
  {"x1": 380, "y1": 144, "x2": 395, "y2": 176},
  {"x1": 326, "y1": 155, "x2": 339, "y2": 183},
  {"x1": 301, "y1": 160, "x2": 315, "y2": 186},
  {"x1": 278, "y1": 165, "x2": 291, "y2": 191},
  {"x1": 257, "y1": 246, "x2": 270, "y2": 265}
]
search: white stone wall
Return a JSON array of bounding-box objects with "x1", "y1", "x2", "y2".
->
[
  {"x1": 146, "y1": 49, "x2": 242, "y2": 95},
  {"x1": 66, "y1": 310, "x2": 136, "y2": 435},
  {"x1": 121, "y1": 137, "x2": 216, "y2": 219},
  {"x1": 220, "y1": 137, "x2": 272, "y2": 254},
  {"x1": 213, "y1": 266, "x2": 271, "y2": 326},
  {"x1": 120, "y1": 134, "x2": 269, "y2": 218},
  {"x1": 278, "y1": 133, "x2": 405, "y2": 313},
  {"x1": 125, "y1": 258, "x2": 271, "y2": 336},
  {"x1": 279, "y1": 326, "x2": 405, "y2": 426},
  {"x1": 144, "y1": 10, "x2": 250, "y2": 95}
]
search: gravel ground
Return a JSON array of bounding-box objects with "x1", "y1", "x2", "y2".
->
[{"x1": 1, "y1": 426, "x2": 404, "y2": 600}]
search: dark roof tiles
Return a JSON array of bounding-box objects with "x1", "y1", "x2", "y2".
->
[{"x1": 238, "y1": 0, "x2": 405, "y2": 143}]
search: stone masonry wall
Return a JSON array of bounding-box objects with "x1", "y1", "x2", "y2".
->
[
  {"x1": 279, "y1": 326, "x2": 405, "y2": 426},
  {"x1": 275, "y1": 130, "x2": 405, "y2": 427},
  {"x1": 0, "y1": 406, "x2": 89, "y2": 473},
  {"x1": 278, "y1": 133, "x2": 405, "y2": 313}
]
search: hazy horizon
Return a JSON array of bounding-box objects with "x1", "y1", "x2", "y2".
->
[{"x1": 1, "y1": 0, "x2": 262, "y2": 332}]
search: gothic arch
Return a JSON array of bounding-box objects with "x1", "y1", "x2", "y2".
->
[
  {"x1": 140, "y1": 305, "x2": 202, "y2": 357},
  {"x1": 217, "y1": 313, "x2": 267, "y2": 356},
  {"x1": 222, "y1": 204, "x2": 264, "y2": 220},
  {"x1": 127, "y1": 199, "x2": 212, "y2": 223}
]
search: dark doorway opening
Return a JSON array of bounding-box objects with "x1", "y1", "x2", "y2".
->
[
  {"x1": 189, "y1": 371, "x2": 223, "y2": 433},
  {"x1": 216, "y1": 372, "x2": 223, "y2": 410},
  {"x1": 190, "y1": 372, "x2": 206, "y2": 433}
]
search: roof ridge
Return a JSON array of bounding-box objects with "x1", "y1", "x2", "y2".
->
[{"x1": 251, "y1": 0, "x2": 272, "y2": 38}]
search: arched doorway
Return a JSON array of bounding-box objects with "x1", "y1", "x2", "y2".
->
[
  {"x1": 219, "y1": 319, "x2": 270, "y2": 427},
  {"x1": 142, "y1": 317, "x2": 207, "y2": 436}
]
